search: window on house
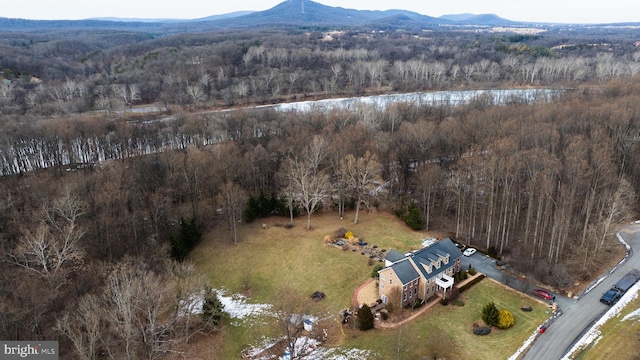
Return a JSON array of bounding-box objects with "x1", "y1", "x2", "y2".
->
[
  {"x1": 389, "y1": 279, "x2": 392, "y2": 285},
  {"x1": 403, "y1": 285, "x2": 407, "y2": 291},
  {"x1": 414, "y1": 288, "x2": 417, "y2": 295},
  {"x1": 403, "y1": 293, "x2": 406, "y2": 301},
  {"x1": 380, "y1": 274, "x2": 385, "y2": 280},
  {"x1": 380, "y1": 284, "x2": 384, "y2": 289}
]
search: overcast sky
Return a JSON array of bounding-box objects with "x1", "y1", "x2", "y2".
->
[{"x1": 2, "y1": 0, "x2": 637, "y2": 24}]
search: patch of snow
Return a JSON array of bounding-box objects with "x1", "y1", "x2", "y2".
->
[
  {"x1": 616, "y1": 232, "x2": 632, "y2": 252},
  {"x1": 622, "y1": 308, "x2": 640, "y2": 322},
  {"x1": 579, "y1": 232, "x2": 631, "y2": 299},
  {"x1": 251, "y1": 336, "x2": 374, "y2": 360},
  {"x1": 562, "y1": 282, "x2": 640, "y2": 359},
  {"x1": 179, "y1": 288, "x2": 272, "y2": 322},
  {"x1": 217, "y1": 290, "x2": 273, "y2": 320},
  {"x1": 508, "y1": 327, "x2": 543, "y2": 360}
]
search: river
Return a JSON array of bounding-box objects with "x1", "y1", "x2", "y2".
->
[{"x1": 0, "y1": 88, "x2": 564, "y2": 176}]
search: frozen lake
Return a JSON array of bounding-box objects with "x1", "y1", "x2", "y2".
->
[{"x1": 255, "y1": 88, "x2": 562, "y2": 113}]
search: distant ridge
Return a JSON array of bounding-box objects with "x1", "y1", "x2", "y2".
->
[
  {"x1": 6, "y1": 1, "x2": 620, "y2": 33},
  {"x1": 90, "y1": 11, "x2": 254, "y2": 23},
  {"x1": 439, "y1": 13, "x2": 516, "y2": 25}
]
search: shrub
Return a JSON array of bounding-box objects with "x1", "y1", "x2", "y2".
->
[
  {"x1": 487, "y1": 245, "x2": 499, "y2": 258},
  {"x1": 345, "y1": 231, "x2": 354, "y2": 239},
  {"x1": 498, "y1": 309, "x2": 515, "y2": 329},
  {"x1": 468, "y1": 264, "x2": 477, "y2": 276},
  {"x1": 473, "y1": 327, "x2": 491, "y2": 335},
  {"x1": 454, "y1": 270, "x2": 469, "y2": 282},
  {"x1": 481, "y1": 302, "x2": 499, "y2": 327},
  {"x1": 371, "y1": 264, "x2": 384, "y2": 278},
  {"x1": 333, "y1": 227, "x2": 347, "y2": 238},
  {"x1": 440, "y1": 298, "x2": 449, "y2": 306},
  {"x1": 357, "y1": 304, "x2": 374, "y2": 331},
  {"x1": 453, "y1": 300, "x2": 465, "y2": 306},
  {"x1": 459, "y1": 274, "x2": 485, "y2": 293}
]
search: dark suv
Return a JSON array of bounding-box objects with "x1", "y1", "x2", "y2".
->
[{"x1": 600, "y1": 288, "x2": 622, "y2": 305}]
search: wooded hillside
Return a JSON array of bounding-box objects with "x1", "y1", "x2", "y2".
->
[{"x1": 0, "y1": 25, "x2": 639, "y2": 358}]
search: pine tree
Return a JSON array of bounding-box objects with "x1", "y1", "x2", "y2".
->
[
  {"x1": 482, "y1": 302, "x2": 499, "y2": 326},
  {"x1": 357, "y1": 303, "x2": 374, "y2": 331},
  {"x1": 202, "y1": 289, "x2": 224, "y2": 329},
  {"x1": 169, "y1": 217, "x2": 202, "y2": 261},
  {"x1": 405, "y1": 202, "x2": 425, "y2": 230}
]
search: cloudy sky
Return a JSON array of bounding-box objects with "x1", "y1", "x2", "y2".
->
[{"x1": 2, "y1": 0, "x2": 637, "y2": 24}]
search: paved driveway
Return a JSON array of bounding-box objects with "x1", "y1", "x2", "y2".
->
[{"x1": 460, "y1": 252, "x2": 576, "y2": 311}]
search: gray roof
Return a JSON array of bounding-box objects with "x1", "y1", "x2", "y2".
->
[
  {"x1": 385, "y1": 249, "x2": 406, "y2": 263},
  {"x1": 389, "y1": 258, "x2": 420, "y2": 285},
  {"x1": 411, "y1": 238, "x2": 462, "y2": 279}
]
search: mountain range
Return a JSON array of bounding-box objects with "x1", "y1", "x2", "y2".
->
[{"x1": 0, "y1": 0, "x2": 565, "y2": 32}]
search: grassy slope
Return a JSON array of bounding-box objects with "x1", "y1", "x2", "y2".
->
[{"x1": 189, "y1": 210, "x2": 547, "y2": 359}]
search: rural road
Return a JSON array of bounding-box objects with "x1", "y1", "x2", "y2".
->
[
  {"x1": 459, "y1": 222, "x2": 640, "y2": 360},
  {"x1": 523, "y1": 223, "x2": 640, "y2": 360}
]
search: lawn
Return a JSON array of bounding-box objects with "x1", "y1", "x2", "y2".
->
[
  {"x1": 339, "y1": 279, "x2": 550, "y2": 359},
  {"x1": 189, "y1": 210, "x2": 548, "y2": 359},
  {"x1": 573, "y1": 295, "x2": 640, "y2": 360}
]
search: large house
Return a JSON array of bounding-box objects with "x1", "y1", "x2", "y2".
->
[{"x1": 378, "y1": 238, "x2": 463, "y2": 307}]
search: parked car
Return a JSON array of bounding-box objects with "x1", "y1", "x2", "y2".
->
[
  {"x1": 463, "y1": 248, "x2": 477, "y2": 256},
  {"x1": 600, "y1": 288, "x2": 623, "y2": 305},
  {"x1": 532, "y1": 289, "x2": 555, "y2": 301}
]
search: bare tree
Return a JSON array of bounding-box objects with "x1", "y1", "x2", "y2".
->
[
  {"x1": 282, "y1": 157, "x2": 330, "y2": 230},
  {"x1": 112, "y1": 84, "x2": 141, "y2": 107},
  {"x1": 186, "y1": 84, "x2": 204, "y2": 106},
  {"x1": 56, "y1": 294, "x2": 104, "y2": 360},
  {"x1": 105, "y1": 263, "x2": 141, "y2": 360},
  {"x1": 10, "y1": 191, "x2": 85, "y2": 280},
  {"x1": 267, "y1": 288, "x2": 324, "y2": 360},
  {"x1": 339, "y1": 151, "x2": 382, "y2": 224},
  {"x1": 218, "y1": 181, "x2": 246, "y2": 243}
]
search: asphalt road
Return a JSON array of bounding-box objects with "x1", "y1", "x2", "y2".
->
[
  {"x1": 458, "y1": 223, "x2": 640, "y2": 360},
  {"x1": 523, "y1": 223, "x2": 640, "y2": 360}
]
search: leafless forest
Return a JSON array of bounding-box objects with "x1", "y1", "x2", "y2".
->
[{"x1": 1, "y1": 25, "x2": 640, "y2": 358}]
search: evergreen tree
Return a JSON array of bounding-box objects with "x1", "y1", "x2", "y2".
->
[
  {"x1": 202, "y1": 289, "x2": 224, "y2": 329},
  {"x1": 169, "y1": 217, "x2": 202, "y2": 261},
  {"x1": 357, "y1": 303, "x2": 374, "y2": 331},
  {"x1": 404, "y1": 202, "x2": 425, "y2": 230},
  {"x1": 482, "y1": 302, "x2": 499, "y2": 327}
]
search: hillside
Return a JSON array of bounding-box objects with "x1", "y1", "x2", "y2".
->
[{"x1": 0, "y1": 0, "x2": 528, "y2": 32}]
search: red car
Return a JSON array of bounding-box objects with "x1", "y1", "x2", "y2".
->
[{"x1": 532, "y1": 289, "x2": 555, "y2": 301}]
